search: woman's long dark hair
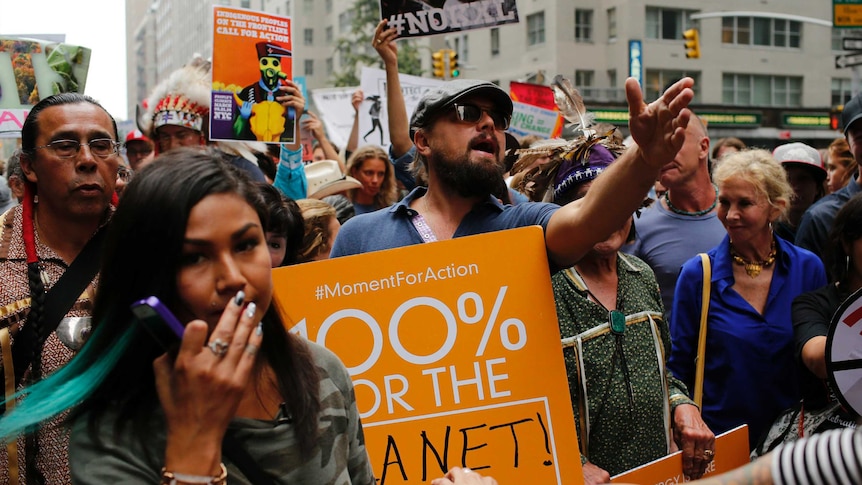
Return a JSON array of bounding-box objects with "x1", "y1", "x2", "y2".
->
[{"x1": 73, "y1": 147, "x2": 320, "y2": 454}]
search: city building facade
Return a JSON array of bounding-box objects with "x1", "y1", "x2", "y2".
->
[{"x1": 126, "y1": 0, "x2": 860, "y2": 146}]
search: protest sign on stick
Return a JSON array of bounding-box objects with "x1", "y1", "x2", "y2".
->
[{"x1": 211, "y1": 5, "x2": 295, "y2": 143}]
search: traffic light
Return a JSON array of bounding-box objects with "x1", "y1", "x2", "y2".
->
[
  {"x1": 432, "y1": 50, "x2": 446, "y2": 79},
  {"x1": 448, "y1": 49, "x2": 460, "y2": 78},
  {"x1": 830, "y1": 105, "x2": 844, "y2": 131},
  {"x1": 683, "y1": 28, "x2": 700, "y2": 59}
]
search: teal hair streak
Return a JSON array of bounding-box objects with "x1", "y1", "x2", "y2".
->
[{"x1": 0, "y1": 320, "x2": 138, "y2": 443}]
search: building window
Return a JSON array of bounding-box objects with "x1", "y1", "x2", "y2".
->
[
  {"x1": 722, "y1": 17, "x2": 800, "y2": 48},
  {"x1": 241, "y1": 0, "x2": 250, "y2": 8},
  {"x1": 646, "y1": 7, "x2": 696, "y2": 40},
  {"x1": 527, "y1": 12, "x2": 545, "y2": 46},
  {"x1": 326, "y1": 26, "x2": 333, "y2": 45},
  {"x1": 575, "y1": 9, "x2": 593, "y2": 43},
  {"x1": 576, "y1": 70, "x2": 596, "y2": 99},
  {"x1": 608, "y1": 8, "x2": 617, "y2": 41},
  {"x1": 491, "y1": 28, "x2": 500, "y2": 55},
  {"x1": 303, "y1": 28, "x2": 313, "y2": 46},
  {"x1": 339, "y1": 11, "x2": 353, "y2": 33},
  {"x1": 832, "y1": 78, "x2": 853, "y2": 106},
  {"x1": 325, "y1": 0, "x2": 332, "y2": 13},
  {"x1": 326, "y1": 58, "x2": 333, "y2": 76},
  {"x1": 646, "y1": 70, "x2": 701, "y2": 103},
  {"x1": 303, "y1": 0, "x2": 312, "y2": 14},
  {"x1": 304, "y1": 59, "x2": 314, "y2": 76},
  {"x1": 607, "y1": 69, "x2": 617, "y2": 88},
  {"x1": 722, "y1": 74, "x2": 802, "y2": 107},
  {"x1": 832, "y1": 29, "x2": 843, "y2": 51}
]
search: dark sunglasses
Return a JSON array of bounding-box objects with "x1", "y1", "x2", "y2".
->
[{"x1": 451, "y1": 103, "x2": 511, "y2": 131}]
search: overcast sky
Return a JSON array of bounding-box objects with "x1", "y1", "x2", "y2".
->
[{"x1": 0, "y1": 0, "x2": 129, "y2": 120}]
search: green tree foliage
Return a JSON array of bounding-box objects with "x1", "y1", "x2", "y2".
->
[{"x1": 333, "y1": 0, "x2": 423, "y2": 86}]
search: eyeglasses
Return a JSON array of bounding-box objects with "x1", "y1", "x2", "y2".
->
[
  {"x1": 117, "y1": 166, "x2": 134, "y2": 183},
  {"x1": 451, "y1": 103, "x2": 511, "y2": 131},
  {"x1": 33, "y1": 138, "x2": 120, "y2": 159}
]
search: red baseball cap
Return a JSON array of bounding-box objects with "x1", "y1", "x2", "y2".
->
[{"x1": 125, "y1": 129, "x2": 151, "y2": 143}]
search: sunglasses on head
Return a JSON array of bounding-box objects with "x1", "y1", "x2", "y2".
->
[{"x1": 451, "y1": 103, "x2": 511, "y2": 131}]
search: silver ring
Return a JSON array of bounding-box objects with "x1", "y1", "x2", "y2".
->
[
  {"x1": 244, "y1": 343, "x2": 259, "y2": 355},
  {"x1": 207, "y1": 338, "x2": 229, "y2": 357}
]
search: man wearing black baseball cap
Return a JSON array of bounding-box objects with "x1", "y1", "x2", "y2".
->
[
  {"x1": 796, "y1": 94, "x2": 862, "y2": 274},
  {"x1": 331, "y1": 76, "x2": 696, "y2": 270}
]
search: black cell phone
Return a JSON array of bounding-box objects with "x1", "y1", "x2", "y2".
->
[{"x1": 131, "y1": 296, "x2": 185, "y2": 350}]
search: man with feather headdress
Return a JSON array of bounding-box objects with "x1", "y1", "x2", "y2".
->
[{"x1": 332, "y1": 75, "x2": 695, "y2": 266}]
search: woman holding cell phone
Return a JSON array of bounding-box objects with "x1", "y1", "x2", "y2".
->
[{"x1": 0, "y1": 148, "x2": 374, "y2": 484}]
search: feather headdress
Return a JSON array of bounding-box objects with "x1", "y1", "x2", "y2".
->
[
  {"x1": 512, "y1": 75, "x2": 625, "y2": 203},
  {"x1": 552, "y1": 74, "x2": 595, "y2": 137},
  {"x1": 138, "y1": 55, "x2": 212, "y2": 139},
  {"x1": 138, "y1": 55, "x2": 268, "y2": 164}
]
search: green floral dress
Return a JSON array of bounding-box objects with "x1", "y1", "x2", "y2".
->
[{"x1": 552, "y1": 252, "x2": 694, "y2": 476}]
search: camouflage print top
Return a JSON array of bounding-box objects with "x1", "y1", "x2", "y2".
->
[
  {"x1": 70, "y1": 341, "x2": 376, "y2": 485},
  {"x1": 552, "y1": 252, "x2": 694, "y2": 476},
  {"x1": 0, "y1": 205, "x2": 108, "y2": 485}
]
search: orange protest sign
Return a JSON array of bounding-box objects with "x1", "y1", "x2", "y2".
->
[
  {"x1": 272, "y1": 227, "x2": 582, "y2": 484},
  {"x1": 211, "y1": 5, "x2": 295, "y2": 143},
  {"x1": 611, "y1": 425, "x2": 750, "y2": 484}
]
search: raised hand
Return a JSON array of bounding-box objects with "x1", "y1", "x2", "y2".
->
[
  {"x1": 351, "y1": 89, "x2": 365, "y2": 114},
  {"x1": 154, "y1": 291, "x2": 264, "y2": 476},
  {"x1": 626, "y1": 76, "x2": 694, "y2": 170},
  {"x1": 276, "y1": 79, "x2": 305, "y2": 118},
  {"x1": 372, "y1": 19, "x2": 399, "y2": 67}
]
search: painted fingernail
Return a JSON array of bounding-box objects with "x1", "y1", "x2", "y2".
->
[
  {"x1": 234, "y1": 291, "x2": 245, "y2": 306},
  {"x1": 245, "y1": 302, "x2": 257, "y2": 319},
  {"x1": 255, "y1": 322, "x2": 263, "y2": 336}
]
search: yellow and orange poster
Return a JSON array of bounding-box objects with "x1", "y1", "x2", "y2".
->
[
  {"x1": 210, "y1": 6, "x2": 295, "y2": 144},
  {"x1": 272, "y1": 227, "x2": 582, "y2": 484}
]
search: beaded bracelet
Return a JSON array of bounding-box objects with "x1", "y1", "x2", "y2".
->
[{"x1": 160, "y1": 463, "x2": 227, "y2": 485}]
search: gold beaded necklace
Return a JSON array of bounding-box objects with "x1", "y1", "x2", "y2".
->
[{"x1": 729, "y1": 239, "x2": 777, "y2": 278}]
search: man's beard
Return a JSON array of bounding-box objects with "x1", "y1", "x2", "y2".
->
[{"x1": 430, "y1": 150, "x2": 505, "y2": 198}]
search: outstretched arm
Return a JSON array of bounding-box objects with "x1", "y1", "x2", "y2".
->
[
  {"x1": 346, "y1": 89, "x2": 364, "y2": 156},
  {"x1": 545, "y1": 77, "x2": 694, "y2": 268},
  {"x1": 303, "y1": 112, "x2": 344, "y2": 171},
  {"x1": 373, "y1": 20, "x2": 413, "y2": 157}
]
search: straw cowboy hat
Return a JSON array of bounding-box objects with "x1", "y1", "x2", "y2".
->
[{"x1": 305, "y1": 160, "x2": 363, "y2": 199}]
